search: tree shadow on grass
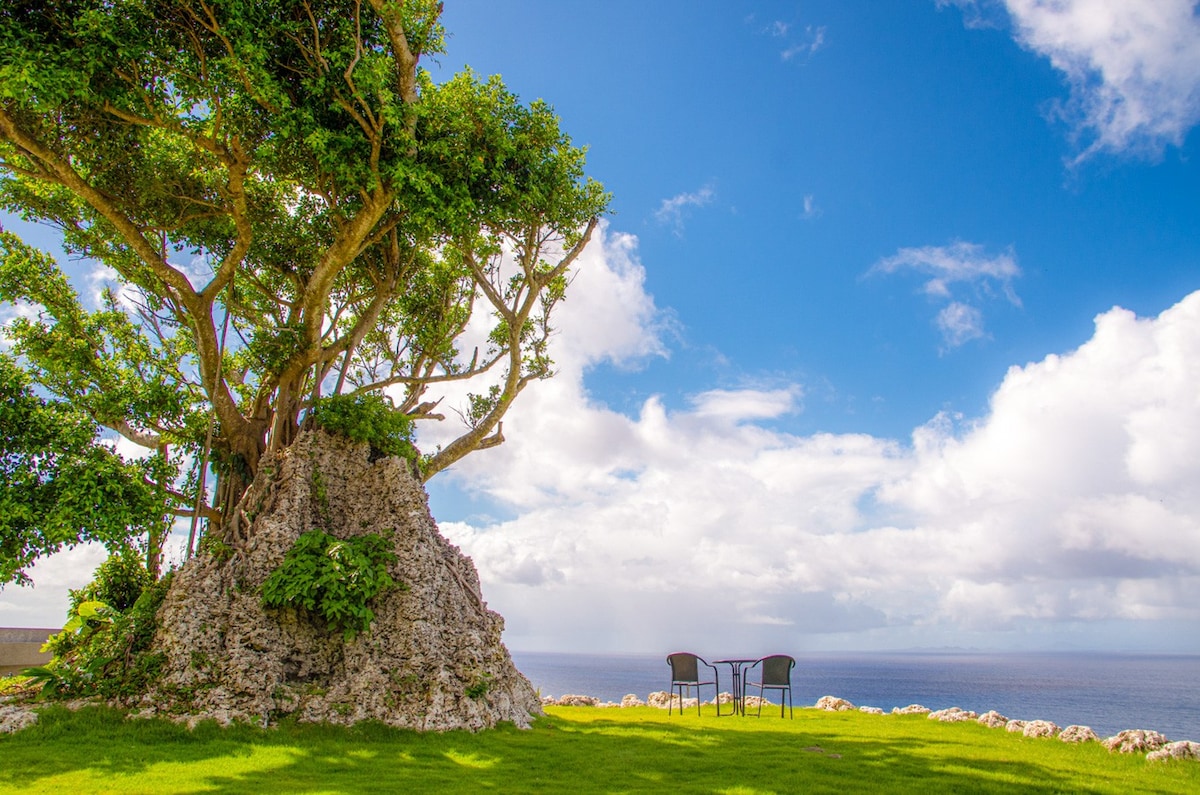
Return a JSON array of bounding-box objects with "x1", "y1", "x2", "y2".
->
[{"x1": 0, "y1": 706, "x2": 1195, "y2": 794}]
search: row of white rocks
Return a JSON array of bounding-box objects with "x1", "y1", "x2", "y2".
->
[
  {"x1": 5, "y1": 692, "x2": 1196, "y2": 763},
  {"x1": 540, "y1": 692, "x2": 1199, "y2": 763}
]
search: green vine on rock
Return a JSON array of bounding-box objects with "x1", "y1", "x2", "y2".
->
[
  {"x1": 261, "y1": 529, "x2": 401, "y2": 640},
  {"x1": 465, "y1": 673, "x2": 493, "y2": 700}
]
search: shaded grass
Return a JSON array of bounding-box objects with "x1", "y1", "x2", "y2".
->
[{"x1": 0, "y1": 703, "x2": 1196, "y2": 793}]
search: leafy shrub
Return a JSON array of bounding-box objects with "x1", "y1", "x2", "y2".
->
[
  {"x1": 310, "y1": 392, "x2": 418, "y2": 463},
  {"x1": 42, "y1": 551, "x2": 148, "y2": 661},
  {"x1": 119, "y1": 573, "x2": 174, "y2": 665},
  {"x1": 261, "y1": 529, "x2": 401, "y2": 640},
  {"x1": 75, "y1": 550, "x2": 151, "y2": 611},
  {"x1": 40, "y1": 597, "x2": 107, "y2": 660},
  {"x1": 0, "y1": 673, "x2": 27, "y2": 695},
  {"x1": 30, "y1": 569, "x2": 173, "y2": 700}
]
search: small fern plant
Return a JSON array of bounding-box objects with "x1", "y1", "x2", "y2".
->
[{"x1": 261, "y1": 529, "x2": 401, "y2": 640}]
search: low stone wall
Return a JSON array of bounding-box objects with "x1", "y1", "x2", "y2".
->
[{"x1": 0, "y1": 628, "x2": 55, "y2": 674}]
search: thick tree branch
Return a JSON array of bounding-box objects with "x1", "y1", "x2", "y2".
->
[
  {"x1": 367, "y1": 0, "x2": 422, "y2": 107},
  {"x1": 110, "y1": 418, "x2": 163, "y2": 450},
  {"x1": 0, "y1": 109, "x2": 197, "y2": 301}
]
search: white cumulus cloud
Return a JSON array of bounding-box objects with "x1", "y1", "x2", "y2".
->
[
  {"x1": 950, "y1": 0, "x2": 1200, "y2": 160},
  {"x1": 653, "y1": 184, "x2": 716, "y2": 236},
  {"x1": 937, "y1": 301, "x2": 987, "y2": 348},
  {"x1": 433, "y1": 231, "x2": 1200, "y2": 653},
  {"x1": 870, "y1": 241, "x2": 1021, "y2": 349},
  {"x1": 879, "y1": 293, "x2": 1200, "y2": 630},
  {"x1": 8, "y1": 225, "x2": 1199, "y2": 658},
  {"x1": 782, "y1": 25, "x2": 827, "y2": 61}
]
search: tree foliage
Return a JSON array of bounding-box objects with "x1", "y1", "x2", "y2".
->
[
  {"x1": 74, "y1": 548, "x2": 153, "y2": 612},
  {"x1": 0, "y1": 0, "x2": 608, "y2": 578},
  {"x1": 0, "y1": 353, "x2": 173, "y2": 585}
]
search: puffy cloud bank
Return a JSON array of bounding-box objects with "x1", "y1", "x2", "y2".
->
[
  {"x1": 7, "y1": 225, "x2": 1198, "y2": 655},
  {"x1": 436, "y1": 228, "x2": 1200, "y2": 653}
]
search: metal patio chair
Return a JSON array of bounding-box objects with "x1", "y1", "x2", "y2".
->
[
  {"x1": 742, "y1": 654, "x2": 795, "y2": 718},
  {"x1": 666, "y1": 652, "x2": 720, "y2": 716}
]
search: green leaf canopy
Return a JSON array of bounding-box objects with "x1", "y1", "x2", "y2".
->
[{"x1": 0, "y1": 0, "x2": 609, "y2": 574}]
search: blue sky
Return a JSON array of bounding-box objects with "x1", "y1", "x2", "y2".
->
[
  {"x1": 428, "y1": 0, "x2": 1199, "y2": 443},
  {"x1": 421, "y1": 0, "x2": 1200, "y2": 654},
  {"x1": 4, "y1": 1, "x2": 1200, "y2": 657}
]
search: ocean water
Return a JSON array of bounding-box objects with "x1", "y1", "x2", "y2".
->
[{"x1": 511, "y1": 650, "x2": 1200, "y2": 741}]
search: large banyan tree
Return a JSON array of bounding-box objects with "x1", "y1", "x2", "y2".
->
[{"x1": 0, "y1": 0, "x2": 608, "y2": 581}]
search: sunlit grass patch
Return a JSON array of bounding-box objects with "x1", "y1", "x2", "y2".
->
[{"x1": 443, "y1": 750, "x2": 500, "y2": 769}]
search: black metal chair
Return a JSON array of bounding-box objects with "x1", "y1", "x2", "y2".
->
[
  {"x1": 666, "y1": 652, "x2": 720, "y2": 716},
  {"x1": 742, "y1": 655, "x2": 795, "y2": 718}
]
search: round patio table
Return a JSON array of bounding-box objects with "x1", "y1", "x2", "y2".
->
[{"x1": 712, "y1": 658, "x2": 757, "y2": 716}]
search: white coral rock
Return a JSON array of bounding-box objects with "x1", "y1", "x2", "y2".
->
[
  {"x1": 892, "y1": 704, "x2": 931, "y2": 715},
  {"x1": 929, "y1": 707, "x2": 978, "y2": 723},
  {"x1": 977, "y1": 710, "x2": 1008, "y2": 728},
  {"x1": 1147, "y1": 741, "x2": 1200, "y2": 762},
  {"x1": 1104, "y1": 729, "x2": 1170, "y2": 754},
  {"x1": 1059, "y1": 725, "x2": 1099, "y2": 743},
  {"x1": 815, "y1": 696, "x2": 855, "y2": 711},
  {"x1": 1023, "y1": 720, "x2": 1061, "y2": 738},
  {"x1": 0, "y1": 705, "x2": 38, "y2": 734}
]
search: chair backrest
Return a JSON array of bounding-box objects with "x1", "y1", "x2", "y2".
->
[
  {"x1": 760, "y1": 655, "x2": 795, "y2": 686},
  {"x1": 667, "y1": 652, "x2": 701, "y2": 683}
]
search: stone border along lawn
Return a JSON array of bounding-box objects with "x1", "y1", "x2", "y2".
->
[
  {"x1": 5, "y1": 685, "x2": 1200, "y2": 760},
  {"x1": 541, "y1": 690, "x2": 1200, "y2": 762}
]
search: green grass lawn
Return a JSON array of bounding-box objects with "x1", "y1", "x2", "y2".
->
[{"x1": 0, "y1": 703, "x2": 1196, "y2": 794}]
